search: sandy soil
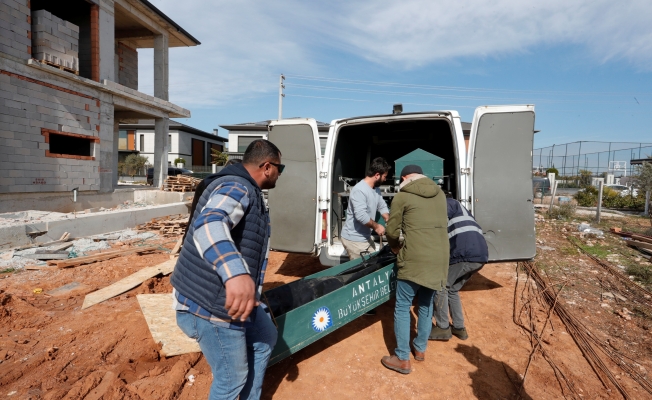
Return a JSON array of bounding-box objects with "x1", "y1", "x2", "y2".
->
[{"x1": 1, "y1": 214, "x2": 652, "y2": 399}]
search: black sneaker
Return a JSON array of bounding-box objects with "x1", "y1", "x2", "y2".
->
[
  {"x1": 364, "y1": 309, "x2": 377, "y2": 316},
  {"x1": 452, "y1": 327, "x2": 468, "y2": 340},
  {"x1": 428, "y1": 324, "x2": 452, "y2": 341}
]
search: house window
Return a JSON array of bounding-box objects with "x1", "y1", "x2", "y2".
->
[
  {"x1": 238, "y1": 136, "x2": 261, "y2": 153},
  {"x1": 119, "y1": 130, "x2": 127, "y2": 150},
  {"x1": 42, "y1": 128, "x2": 99, "y2": 160},
  {"x1": 140, "y1": 134, "x2": 145, "y2": 152},
  {"x1": 118, "y1": 131, "x2": 136, "y2": 150},
  {"x1": 118, "y1": 130, "x2": 135, "y2": 150}
]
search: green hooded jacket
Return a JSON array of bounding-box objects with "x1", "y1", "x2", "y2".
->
[{"x1": 386, "y1": 175, "x2": 449, "y2": 291}]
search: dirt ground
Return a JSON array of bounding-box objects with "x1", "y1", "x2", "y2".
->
[{"x1": 2, "y1": 211, "x2": 652, "y2": 399}]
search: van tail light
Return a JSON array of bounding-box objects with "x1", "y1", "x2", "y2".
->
[{"x1": 321, "y1": 210, "x2": 327, "y2": 241}]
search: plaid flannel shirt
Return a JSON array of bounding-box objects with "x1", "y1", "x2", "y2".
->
[{"x1": 173, "y1": 181, "x2": 270, "y2": 330}]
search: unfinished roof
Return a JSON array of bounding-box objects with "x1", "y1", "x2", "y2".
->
[{"x1": 114, "y1": 0, "x2": 200, "y2": 48}]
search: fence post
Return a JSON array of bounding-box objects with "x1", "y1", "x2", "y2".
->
[
  {"x1": 548, "y1": 181, "x2": 558, "y2": 215},
  {"x1": 212, "y1": 164, "x2": 217, "y2": 173},
  {"x1": 645, "y1": 190, "x2": 650, "y2": 217},
  {"x1": 596, "y1": 181, "x2": 603, "y2": 223}
]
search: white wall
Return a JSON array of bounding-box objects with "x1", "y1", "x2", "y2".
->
[
  {"x1": 136, "y1": 129, "x2": 225, "y2": 166},
  {"x1": 227, "y1": 131, "x2": 265, "y2": 152}
]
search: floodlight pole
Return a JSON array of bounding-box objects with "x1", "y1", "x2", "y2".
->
[{"x1": 278, "y1": 74, "x2": 285, "y2": 120}]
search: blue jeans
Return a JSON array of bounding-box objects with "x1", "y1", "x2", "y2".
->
[
  {"x1": 433, "y1": 262, "x2": 484, "y2": 329},
  {"x1": 394, "y1": 279, "x2": 435, "y2": 361},
  {"x1": 176, "y1": 307, "x2": 277, "y2": 400}
]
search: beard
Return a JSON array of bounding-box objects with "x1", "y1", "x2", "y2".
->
[{"x1": 373, "y1": 178, "x2": 383, "y2": 188}]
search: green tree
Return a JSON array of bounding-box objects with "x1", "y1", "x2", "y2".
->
[
  {"x1": 579, "y1": 169, "x2": 593, "y2": 188},
  {"x1": 211, "y1": 148, "x2": 229, "y2": 166},
  {"x1": 124, "y1": 154, "x2": 149, "y2": 178},
  {"x1": 174, "y1": 157, "x2": 186, "y2": 165},
  {"x1": 546, "y1": 167, "x2": 559, "y2": 176},
  {"x1": 633, "y1": 159, "x2": 652, "y2": 220}
]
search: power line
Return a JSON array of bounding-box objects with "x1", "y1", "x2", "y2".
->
[
  {"x1": 286, "y1": 94, "x2": 476, "y2": 108},
  {"x1": 285, "y1": 74, "x2": 652, "y2": 97},
  {"x1": 286, "y1": 83, "x2": 643, "y2": 105}
]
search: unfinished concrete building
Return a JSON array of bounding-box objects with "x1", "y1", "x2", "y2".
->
[{"x1": 0, "y1": 0, "x2": 199, "y2": 210}]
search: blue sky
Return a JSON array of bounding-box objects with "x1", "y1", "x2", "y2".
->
[{"x1": 138, "y1": 0, "x2": 652, "y2": 149}]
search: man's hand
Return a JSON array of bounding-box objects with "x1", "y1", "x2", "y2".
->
[
  {"x1": 224, "y1": 274, "x2": 258, "y2": 321},
  {"x1": 391, "y1": 245, "x2": 402, "y2": 254},
  {"x1": 374, "y1": 223, "x2": 386, "y2": 236}
]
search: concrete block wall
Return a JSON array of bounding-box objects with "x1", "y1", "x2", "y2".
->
[
  {"x1": 0, "y1": 69, "x2": 101, "y2": 193},
  {"x1": 115, "y1": 41, "x2": 137, "y2": 90},
  {"x1": 0, "y1": 0, "x2": 31, "y2": 60},
  {"x1": 31, "y1": 9, "x2": 80, "y2": 71}
]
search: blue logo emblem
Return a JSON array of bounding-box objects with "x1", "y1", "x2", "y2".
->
[{"x1": 311, "y1": 307, "x2": 333, "y2": 332}]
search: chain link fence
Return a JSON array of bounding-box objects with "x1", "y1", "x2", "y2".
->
[{"x1": 534, "y1": 141, "x2": 652, "y2": 177}]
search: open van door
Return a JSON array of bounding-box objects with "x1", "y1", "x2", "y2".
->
[
  {"x1": 267, "y1": 119, "x2": 322, "y2": 254},
  {"x1": 468, "y1": 105, "x2": 536, "y2": 261}
]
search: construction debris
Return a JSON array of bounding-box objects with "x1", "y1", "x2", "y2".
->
[
  {"x1": 138, "y1": 215, "x2": 189, "y2": 237},
  {"x1": 82, "y1": 259, "x2": 177, "y2": 309},
  {"x1": 164, "y1": 175, "x2": 202, "y2": 192},
  {"x1": 48, "y1": 246, "x2": 159, "y2": 268}
]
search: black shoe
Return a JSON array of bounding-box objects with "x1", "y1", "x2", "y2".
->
[
  {"x1": 452, "y1": 327, "x2": 468, "y2": 340},
  {"x1": 364, "y1": 309, "x2": 377, "y2": 316},
  {"x1": 428, "y1": 324, "x2": 452, "y2": 341}
]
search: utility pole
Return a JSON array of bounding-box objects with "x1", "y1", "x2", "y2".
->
[{"x1": 278, "y1": 74, "x2": 285, "y2": 120}]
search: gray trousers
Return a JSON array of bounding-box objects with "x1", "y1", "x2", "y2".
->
[{"x1": 433, "y1": 262, "x2": 484, "y2": 329}]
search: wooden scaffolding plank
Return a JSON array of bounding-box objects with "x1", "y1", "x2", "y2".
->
[
  {"x1": 81, "y1": 259, "x2": 176, "y2": 309},
  {"x1": 137, "y1": 294, "x2": 201, "y2": 357}
]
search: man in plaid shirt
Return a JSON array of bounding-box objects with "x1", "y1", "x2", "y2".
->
[{"x1": 171, "y1": 140, "x2": 283, "y2": 400}]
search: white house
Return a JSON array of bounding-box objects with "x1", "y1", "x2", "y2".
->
[{"x1": 119, "y1": 119, "x2": 228, "y2": 168}]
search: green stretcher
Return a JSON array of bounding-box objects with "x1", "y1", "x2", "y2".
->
[{"x1": 264, "y1": 251, "x2": 398, "y2": 366}]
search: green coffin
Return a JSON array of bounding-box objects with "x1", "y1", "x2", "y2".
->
[{"x1": 266, "y1": 255, "x2": 397, "y2": 365}]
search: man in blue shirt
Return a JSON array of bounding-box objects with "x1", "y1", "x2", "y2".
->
[
  {"x1": 171, "y1": 139, "x2": 283, "y2": 400},
  {"x1": 340, "y1": 157, "x2": 391, "y2": 260}
]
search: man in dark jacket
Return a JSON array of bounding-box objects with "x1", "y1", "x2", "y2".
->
[
  {"x1": 429, "y1": 195, "x2": 488, "y2": 341},
  {"x1": 171, "y1": 139, "x2": 283, "y2": 400},
  {"x1": 381, "y1": 165, "x2": 449, "y2": 374}
]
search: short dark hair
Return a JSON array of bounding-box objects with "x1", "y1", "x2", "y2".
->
[
  {"x1": 242, "y1": 139, "x2": 281, "y2": 165},
  {"x1": 225, "y1": 158, "x2": 242, "y2": 166},
  {"x1": 366, "y1": 157, "x2": 391, "y2": 177}
]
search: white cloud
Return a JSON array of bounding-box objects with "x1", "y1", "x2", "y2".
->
[
  {"x1": 332, "y1": 0, "x2": 652, "y2": 69},
  {"x1": 138, "y1": 0, "x2": 652, "y2": 108}
]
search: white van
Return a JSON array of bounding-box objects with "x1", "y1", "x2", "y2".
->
[{"x1": 266, "y1": 105, "x2": 536, "y2": 266}]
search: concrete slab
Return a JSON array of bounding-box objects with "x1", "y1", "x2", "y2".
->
[{"x1": 0, "y1": 202, "x2": 189, "y2": 250}]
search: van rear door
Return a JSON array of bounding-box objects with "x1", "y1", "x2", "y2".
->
[
  {"x1": 267, "y1": 119, "x2": 322, "y2": 254},
  {"x1": 467, "y1": 105, "x2": 536, "y2": 261}
]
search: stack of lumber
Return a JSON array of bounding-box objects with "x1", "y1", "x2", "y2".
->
[
  {"x1": 163, "y1": 175, "x2": 201, "y2": 192},
  {"x1": 137, "y1": 215, "x2": 189, "y2": 237},
  {"x1": 610, "y1": 228, "x2": 652, "y2": 259}
]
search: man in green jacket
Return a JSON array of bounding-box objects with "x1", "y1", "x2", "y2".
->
[{"x1": 381, "y1": 165, "x2": 449, "y2": 374}]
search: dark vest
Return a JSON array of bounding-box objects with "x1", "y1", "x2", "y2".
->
[
  {"x1": 447, "y1": 198, "x2": 489, "y2": 265},
  {"x1": 171, "y1": 164, "x2": 269, "y2": 323}
]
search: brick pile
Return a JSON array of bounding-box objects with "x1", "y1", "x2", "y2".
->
[{"x1": 31, "y1": 9, "x2": 79, "y2": 73}]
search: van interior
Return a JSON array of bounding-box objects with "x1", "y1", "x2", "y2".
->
[{"x1": 329, "y1": 118, "x2": 459, "y2": 243}]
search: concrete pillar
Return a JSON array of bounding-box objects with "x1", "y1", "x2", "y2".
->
[
  {"x1": 154, "y1": 35, "x2": 169, "y2": 101},
  {"x1": 154, "y1": 118, "x2": 169, "y2": 188},
  {"x1": 99, "y1": 100, "x2": 115, "y2": 192},
  {"x1": 112, "y1": 120, "x2": 119, "y2": 188},
  {"x1": 98, "y1": 5, "x2": 115, "y2": 82}
]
